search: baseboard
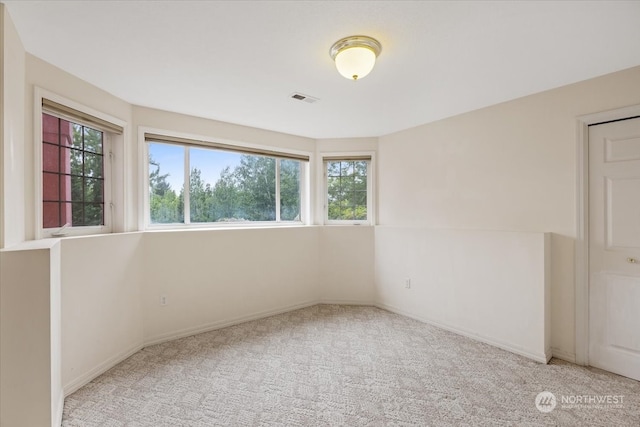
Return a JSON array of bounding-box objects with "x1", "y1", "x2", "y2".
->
[
  {"x1": 143, "y1": 300, "x2": 319, "y2": 347},
  {"x1": 54, "y1": 392, "x2": 64, "y2": 427},
  {"x1": 63, "y1": 342, "x2": 143, "y2": 397},
  {"x1": 551, "y1": 346, "x2": 576, "y2": 363},
  {"x1": 62, "y1": 300, "x2": 356, "y2": 399},
  {"x1": 319, "y1": 299, "x2": 375, "y2": 306},
  {"x1": 376, "y1": 302, "x2": 550, "y2": 364}
]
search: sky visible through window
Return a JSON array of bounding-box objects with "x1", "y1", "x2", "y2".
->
[{"x1": 149, "y1": 143, "x2": 242, "y2": 191}]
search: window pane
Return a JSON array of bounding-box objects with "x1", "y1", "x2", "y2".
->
[
  {"x1": 85, "y1": 178, "x2": 103, "y2": 203},
  {"x1": 280, "y1": 159, "x2": 301, "y2": 221},
  {"x1": 83, "y1": 127, "x2": 103, "y2": 154},
  {"x1": 70, "y1": 123, "x2": 82, "y2": 149},
  {"x1": 327, "y1": 161, "x2": 341, "y2": 177},
  {"x1": 43, "y1": 172, "x2": 60, "y2": 200},
  {"x1": 341, "y1": 161, "x2": 354, "y2": 176},
  {"x1": 43, "y1": 202, "x2": 60, "y2": 228},
  {"x1": 149, "y1": 143, "x2": 184, "y2": 224},
  {"x1": 43, "y1": 144, "x2": 59, "y2": 172},
  {"x1": 72, "y1": 202, "x2": 84, "y2": 225},
  {"x1": 148, "y1": 140, "x2": 305, "y2": 225},
  {"x1": 327, "y1": 160, "x2": 367, "y2": 221},
  {"x1": 42, "y1": 113, "x2": 106, "y2": 229},
  {"x1": 84, "y1": 152, "x2": 103, "y2": 178},
  {"x1": 327, "y1": 177, "x2": 340, "y2": 204},
  {"x1": 354, "y1": 190, "x2": 367, "y2": 205},
  {"x1": 42, "y1": 113, "x2": 60, "y2": 144},
  {"x1": 71, "y1": 176, "x2": 83, "y2": 202},
  {"x1": 189, "y1": 149, "x2": 276, "y2": 223},
  {"x1": 69, "y1": 148, "x2": 83, "y2": 175},
  {"x1": 61, "y1": 202, "x2": 72, "y2": 225},
  {"x1": 60, "y1": 175, "x2": 72, "y2": 202},
  {"x1": 84, "y1": 203, "x2": 103, "y2": 226},
  {"x1": 190, "y1": 148, "x2": 242, "y2": 223},
  {"x1": 60, "y1": 147, "x2": 72, "y2": 174},
  {"x1": 235, "y1": 155, "x2": 276, "y2": 221}
]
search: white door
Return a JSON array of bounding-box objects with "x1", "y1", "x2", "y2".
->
[{"x1": 589, "y1": 116, "x2": 640, "y2": 381}]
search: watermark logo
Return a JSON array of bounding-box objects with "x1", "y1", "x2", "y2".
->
[
  {"x1": 535, "y1": 392, "x2": 625, "y2": 412},
  {"x1": 535, "y1": 391, "x2": 557, "y2": 413}
]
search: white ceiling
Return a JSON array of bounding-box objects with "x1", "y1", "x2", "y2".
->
[{"x1": 4, "y1": 1, "x2": 640, "y2": 139}]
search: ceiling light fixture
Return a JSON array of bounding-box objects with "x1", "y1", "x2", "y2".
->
[{"x1": 330, "y1": 35, "x2": 382, "y2": 81}]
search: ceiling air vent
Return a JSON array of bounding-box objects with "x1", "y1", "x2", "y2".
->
[{"x1": 290, "y1": 92, "x2": 319, "y2": 104}]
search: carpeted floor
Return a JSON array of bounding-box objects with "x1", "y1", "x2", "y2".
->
[{"x1": 62, "y1": 305, "x2": 640, "y2": 426}]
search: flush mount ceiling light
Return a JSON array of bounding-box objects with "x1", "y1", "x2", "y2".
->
[{"x1": 330, "y1": 35, "x2": 382, "y2": 81}]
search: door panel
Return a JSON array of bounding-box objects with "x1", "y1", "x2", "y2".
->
[
  {"x1": 605, "y1": 135, "x2": 640, "y2": 162},
  {"x1": 606, "y1": 177, "x2": 640, "y2": 249},
  {"x1": 606, "y1": 275, "x2": 640, "y2": 353},
  {"x1": 589, "y1": 117, "x2": 640, "y2": 381}
]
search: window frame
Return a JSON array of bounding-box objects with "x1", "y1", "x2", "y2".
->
[
  {"x1": 139, "y1": 127, "x2": 312, "y2": 230},
  {"x1": 322, "y1": 152, "x2": 375, "y2": 225},
  {"x1": 34, "y1": 88, "x2": 127, "y2": 239}
]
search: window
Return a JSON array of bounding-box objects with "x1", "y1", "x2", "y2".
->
[
  {"x1": 42, "y1": 113, "x2": 106, "y2": 228},
  {"x1": 324, "y1": 156, "x2": 372, "y2": 224},
  {"x1": 38, "y1": 93, "x2": 124, "y2": 238},
  {"x1": 145, "y1": 134, "x2": 308, "y2": 226}
]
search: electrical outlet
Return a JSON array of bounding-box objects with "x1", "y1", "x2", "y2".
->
[
  {"x1": 160, "y1": 295, "x2": 167, "y2": 306},
  {"x1": 405, "y1": 278, "x2": 411, "y2": 289}
]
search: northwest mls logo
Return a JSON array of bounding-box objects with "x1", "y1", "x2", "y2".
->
[{"x1": 535, "y1": 391, "x2": 557, "y2": 413}]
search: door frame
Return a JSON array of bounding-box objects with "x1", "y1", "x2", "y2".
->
[{"x1": 575, "y1": 104, "x2": 640, "y2": 366}]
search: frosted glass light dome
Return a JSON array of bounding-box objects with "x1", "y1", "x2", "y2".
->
[
  {"x1": 330, "y1": 36, "x2": 382, "y2": 81},
  {"x1": 334, "y1": 46, "x2": 377, "y2": 80}
]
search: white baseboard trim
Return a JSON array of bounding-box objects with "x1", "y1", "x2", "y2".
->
[
  {"x1": 54, "y1": 392, "x2": 64, "y2": 427},
  {"x1": 551, "y1": 347, "x2": 576, "y2": 363},
  {"x1": 376, "y1": 302, "x2": 550, "y2": 364},
  {"x1": 545, "y1": 347, "x2": 553, "y2": 363},
  {"x1": 143, "y1": 300, "x2": 319, "y2": 347},
  {"x1": 319, "y1": 299, "x2": 375, "y2": 306},
  {"x1": 63, "y1": 342, "x2": 143, "y2": 397}
]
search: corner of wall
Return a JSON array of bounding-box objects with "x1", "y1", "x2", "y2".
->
[
  {"x1": 0, "y1": 3, "x2": 5, "y2": 249},
  {"x1": 0, "y1": 3, "x2": 26, "y2": 248},
  {"x1": 49, "y1": 241, "x2": 64, "y2": 426},
  {"x1": 544, "y1": 232, "x2": 552, "y2": 363}
]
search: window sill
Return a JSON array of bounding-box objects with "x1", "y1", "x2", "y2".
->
[
  {"x1": 144, "y1": 222, "x2": 309, "y2": 232},
  {"x1": 324, "y1": 222, "x2": 372, "y2": 226},
  {"x1": 40, "y1": 225, "x2": 112, "y2": 240}
]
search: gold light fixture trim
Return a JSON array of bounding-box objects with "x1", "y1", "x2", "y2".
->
[{"x1": 330, "y1": 35, "x2": 382, "y2": 81}]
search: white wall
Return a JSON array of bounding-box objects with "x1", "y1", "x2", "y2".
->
[
  {"x1": 314, "y1": 139, "x2": 377, "y2": 305},
  {"x1": 319, "y1": 226, "x2": 375, "y2": 304},
  {"x1": 377, "y1": 66, "x2": 640, "y2": 362},
  {"x1": 0, "y1": 241, "x2": 62, "y2": 427},
  {"x1": 134, "y1": 106, "x2": 316, "y2": 153},
  {"x1": 375, "y1": 227, "x2": 550, "y2": 362},
  {"x1": 142, "y1": 227, "x2": 321, "y2": 344},
  {"x1": 49, "y1": 242, "x2": 62, "y2": 426},
  {"x1": 0, "y1": 4, "x2": 25, "y2": 248},
  {"x1": 60, "y1": 233, "x2": 144, "y2": 395}
]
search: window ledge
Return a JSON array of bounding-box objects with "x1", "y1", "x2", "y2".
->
[{"x1": 144, "y1": 223, "x2": 313, "y2": 233}]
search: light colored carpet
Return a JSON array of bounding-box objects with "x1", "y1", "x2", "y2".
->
[{"x1": 62, "y1": 305, "x2": 640, "y2": 426}]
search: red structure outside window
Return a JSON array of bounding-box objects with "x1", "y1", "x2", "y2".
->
[{"x1": 42, "y1": 113, "x2": 104, "y2": 228}]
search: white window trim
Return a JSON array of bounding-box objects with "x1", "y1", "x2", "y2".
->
[
  {"x1": 34, "y1": 87, "x2": 128, "y2": 239},
  {"x1": 138, "y1": 127, "x2": 312, "y2": 230},
  {"x1": 320, "y1": 151, "x2": 376, "y2": 226}
]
